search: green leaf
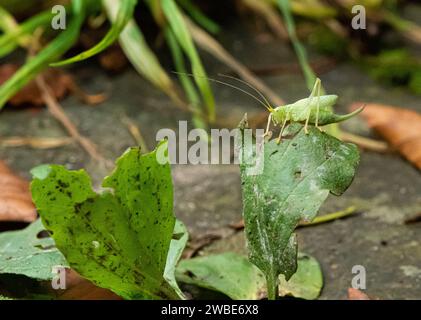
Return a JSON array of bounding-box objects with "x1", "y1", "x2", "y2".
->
[
  {"x1": 176, "y1": 252, "x2": 322, "y2": 300},
  {"x1": 165, "y1": 27, "x2": 206, "y2": 129},
  {"x1": 0, "y1": 0, "x2": 86, "y2": 109},
  {"x1": 176, "y1": 252, "x2": 265, "y2": 300},
  {"x1": 0, "y1": 219, "x2": 68, "y2": 280},
  {"x1": 164, "y1": 220, "x2": 189, "y2": 299},
  {"x1": 239, "y1": 122, "x2": 359, "y2": 299},
  {"x1": 277, "y1": 0, "x2": 317, "y2": 92},
  {"x1": 51, "y1": 0, "x2": 137, "y2": 66},
  {"x1": 177, "y1": 0, "x2": 220, "y2": 34},
  {"x1": 31, "y1": 141, "x2": 182, "y2": 300},
  {"x1": 278, "y1": 253, "x2": 323, "y2": 300}
]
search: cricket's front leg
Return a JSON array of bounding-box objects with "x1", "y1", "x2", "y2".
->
[{"x1": 263, "y1": 113, "x2": 273, "y2": 138}]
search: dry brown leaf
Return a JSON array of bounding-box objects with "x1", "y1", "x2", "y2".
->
[
  {"x1": 0, "y1": 64, "x2": 106, "y2": 107},
  {"x1": 347, "y1": 288, "x2": 371, "y2": 300},
  {"x1": 0, "y1": 64, "x2": 72, "y2": 106},
  {"x1": 0, "y1": 161, "x2": 36, "y2": 222},
  {"x1": 352, "y1": 103, "x2": 421, "y2": 170},
  {"x1": 57, "y1": 269, "x2": 121, "y2": 300}
]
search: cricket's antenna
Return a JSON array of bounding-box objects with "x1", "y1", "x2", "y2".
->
[
  {"x1": 217, "y1": 74, "x2": 273, "y2": 111},
  {"x1": 172, "y1": 72, "x2": 272, "y2": 111}
]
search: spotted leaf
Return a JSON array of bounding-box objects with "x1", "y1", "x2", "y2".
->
[{"x1": 31, "y1": 141, "x2": 182, "y2": 299}]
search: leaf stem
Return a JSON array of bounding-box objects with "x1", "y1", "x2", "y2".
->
[{"x1": 265, "y1": 273, "x2": 278, "y2": 300}]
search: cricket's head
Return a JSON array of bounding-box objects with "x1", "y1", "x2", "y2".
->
[{"x1": 271, "y1": 106, "x2": 287, "y2": 124}]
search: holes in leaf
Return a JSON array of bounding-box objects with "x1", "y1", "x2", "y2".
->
[
  {"x1": 172, "y1": 232, "x2": 184, "y2": 240},
  {"x1": 34, "y1": 244, "x2": 56, "y2": 250},
  {"x1": 294, "y1": 170, "x2": 302, "y2": 179},
  {"x1": 36, "y1": 230, "x2": 52, "y2": 239}
]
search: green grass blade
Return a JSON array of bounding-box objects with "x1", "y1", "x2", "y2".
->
[
  {"x1": 161, "y1": 0, "x2": 215, "y2": 123},
  {"x1": 51, "y1": 0, "x2": 137, "y2": 66},
  {"x1": 277, "y1": 0, "x2": 317, "y2": 92},
  {"x1": 102, "y1": 0, "x2": 185, "y2": 109},
  {"x1": 0, "y1": 9, "x2": 53, "y2": 58},
  {"x1": 177, "y1": 0, "x2": 220, "y2": 34},
  {"x1": 0, "y1": 0, "x2": 86, "y2": 109},
  {"x1": 276, "y1": 0, "x2": 341, "y2": 136},
  {"x1": 165, "y1": 28, "x2": 205, "y2": 129}
]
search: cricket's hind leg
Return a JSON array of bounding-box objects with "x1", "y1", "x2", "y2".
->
[
  {"x1": 304, "y1": 78, "x2": 323, "y2": 134},
  {"x1": 304, "y1": 108, "x2": 311, "y2": 134},
  {"x1": 315, "y1": 80, "x2": 323, "y2": 132}
]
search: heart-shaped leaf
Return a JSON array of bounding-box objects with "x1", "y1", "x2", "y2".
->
[
  {"x1": 31, "y1": 141, "x2": 183, "y2": 299},
  {"x1": 239, "y1": 122, "x2": 359, "y2": 298},
  {"x1": 164, "y1": 220, "x2": 189, "y2": 299}
]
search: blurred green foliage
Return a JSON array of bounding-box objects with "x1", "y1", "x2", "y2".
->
[
  {"x1": 0, "y1": 0, "x2": 420, "y2": 127},
  {"x1": 365, "y1": 49, "x2": 421, "y2": 95}
]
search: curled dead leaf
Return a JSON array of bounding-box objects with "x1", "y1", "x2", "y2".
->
[
  {"x1": 0, "y1": 161, "x2": 36, "y2": 222},
  {"x1": 351, "y1": 103, "x2": 421, "y2": 170}
]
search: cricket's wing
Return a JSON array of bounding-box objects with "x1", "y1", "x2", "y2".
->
[{"x1": 290, "y1": 95, "x2": 338, "y2": 120}]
